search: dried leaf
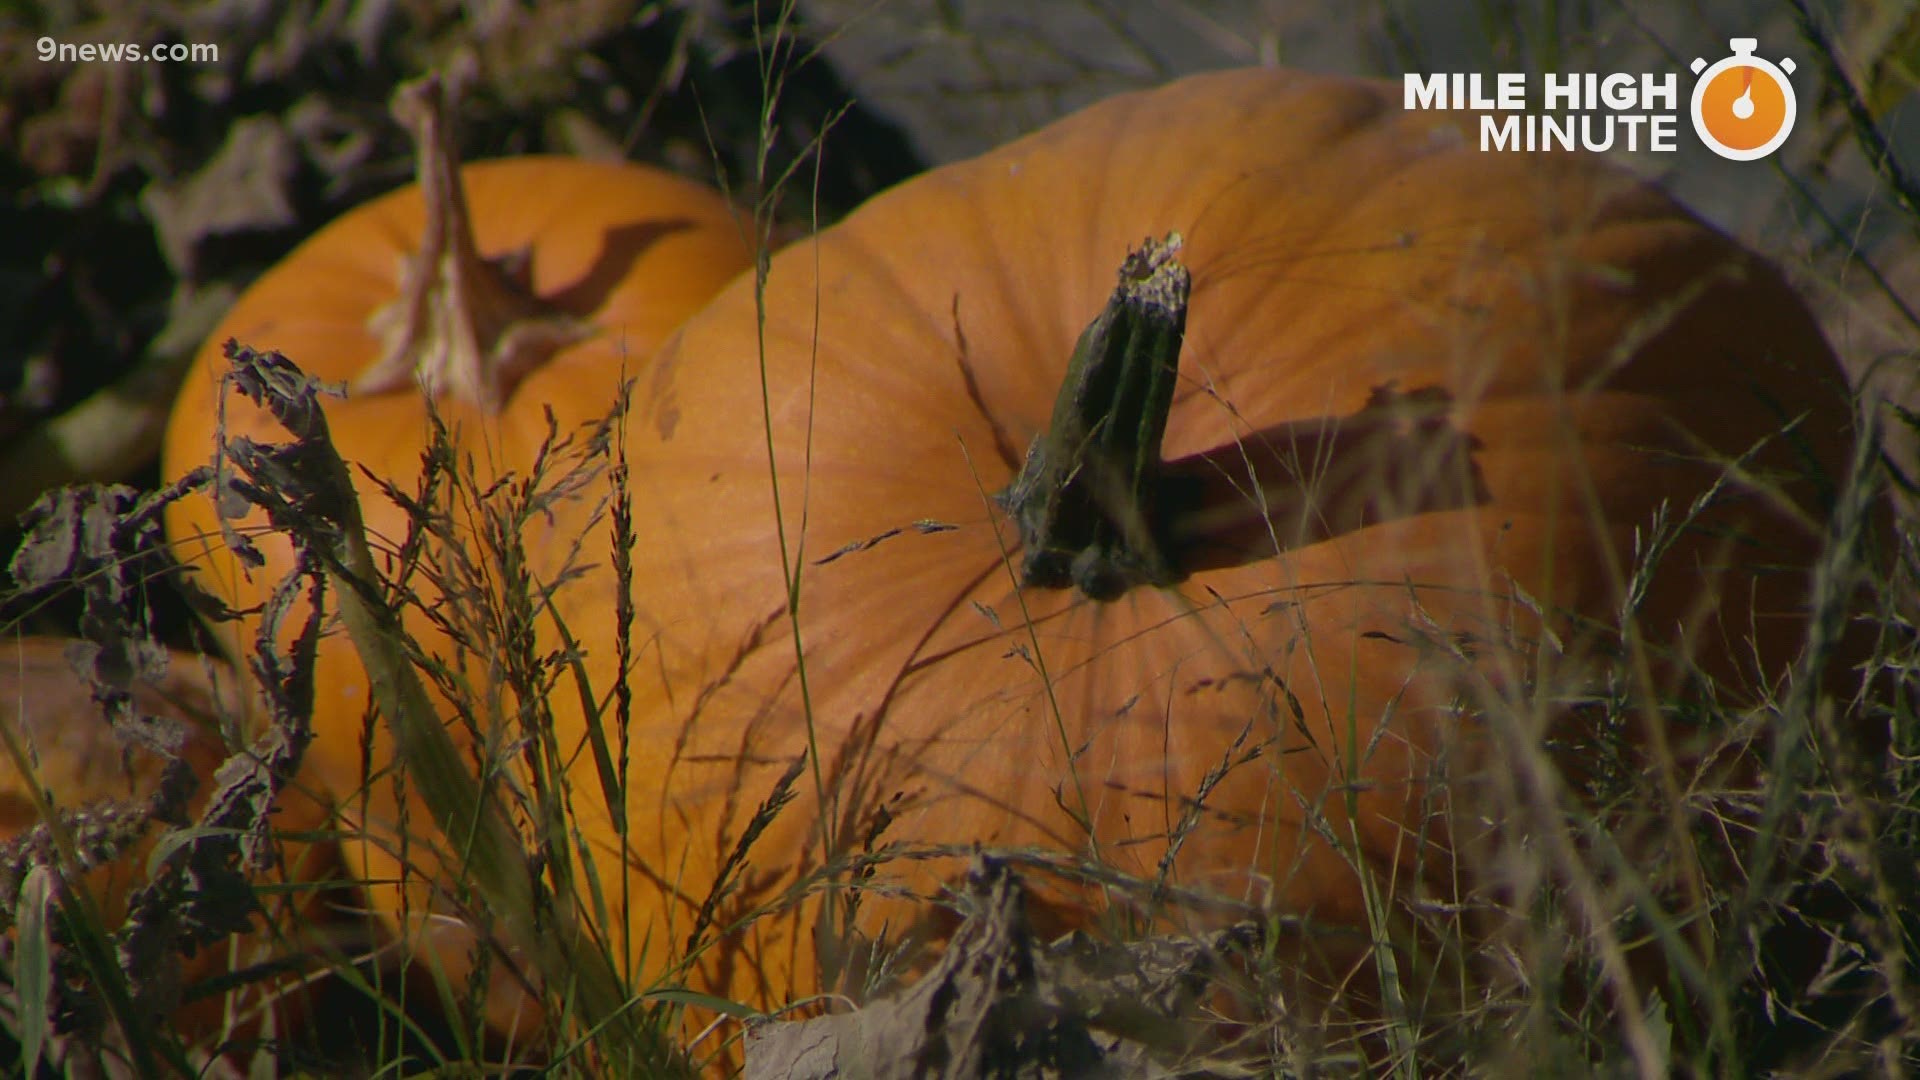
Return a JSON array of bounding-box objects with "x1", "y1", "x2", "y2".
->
[
  {"x1": 8, "y1": 487, "x2": 200, "y2": 777},
  {"x1": 138, "y1": 115, "x2": 298, "y2": 278},
  {"x1": 745, "y1": 856, "x2": 1260, "y2": 1079}
]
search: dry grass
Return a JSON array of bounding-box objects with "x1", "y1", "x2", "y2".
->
[{"x1": 3, "y1": 2, "x2": 1918, "y2": 1077}]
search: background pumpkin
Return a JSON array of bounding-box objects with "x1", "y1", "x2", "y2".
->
[
  {"x1": 0, "y1": 636, "x2": 340, "y2": 1054},
  {"x1": 157, "y1": 77, "x2": 755, "y2": 999},
  {"x1": 516, "y1": 65, "x2": 1860, "y2": 1026}
]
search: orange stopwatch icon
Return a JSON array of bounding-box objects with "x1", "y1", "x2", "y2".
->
[{"x1": 1690, "y1": 38, "x2": 1797, "y2": 161}]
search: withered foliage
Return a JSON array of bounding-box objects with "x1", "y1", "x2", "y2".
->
[{"x1": 1, "y1": 471, "x2": 321, "y2": 1073}]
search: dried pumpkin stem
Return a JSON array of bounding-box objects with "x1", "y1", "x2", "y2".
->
[
  {"x1": 998, "y1": 232, "x2": 1190, "y2": 600},
  {"x1": 355, "y1": 73, "x2": 590, "y2": 413}
]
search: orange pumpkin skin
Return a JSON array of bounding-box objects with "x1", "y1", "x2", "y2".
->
[
  {"x1": 524, "y1": 67, "x2": 1857, "y2": 1018},
  {"x1": 0, "y1": 637, "x2": 340, "y2": 1049},
  {"x1": 158, "y1": 155, "x2": 754, "y2": 965}
]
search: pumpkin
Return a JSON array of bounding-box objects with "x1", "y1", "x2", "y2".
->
[
  {"x1": 0, "y1": 636, "x2": 340, "y2": 1051},
  {"x1": 511, "y1": 65, "x2": 1858, "y2": 1032},
  {"x1": 157, "y1": 74, "x2": 755, "y2": 1000}
]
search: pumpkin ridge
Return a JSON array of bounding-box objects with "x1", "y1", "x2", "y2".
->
[
  {"x1": 951, "y1": 201, "x2": 1066, "y2": 446},
  {"x1": 950, "y1": 315, "x2": 1029, "y2": 474},
  {"x1": 859, "y1": 551, "x2": 1011, "y2": 695},
  {"x1": 761, "y1": 226, "x2": 975, "y2": 429}
]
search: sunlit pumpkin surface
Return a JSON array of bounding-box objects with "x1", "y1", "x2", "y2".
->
[{"x1": 521, "y1": 68, "x2": 1856, "y2": 1017}]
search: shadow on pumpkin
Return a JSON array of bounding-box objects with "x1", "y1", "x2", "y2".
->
[
  {"x1": 1163, "y1": 382, "x2": 1490, "y2": 574},
  {"x1": 540, "y1": 218, "x2": 701, "y2": 311}
]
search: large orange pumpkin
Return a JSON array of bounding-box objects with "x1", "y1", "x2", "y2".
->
[
  {"x1": 157, "y1": 76, "x2": 755, "y2": 992},
  {"x1": 509, "y1": 66, "x2": 1858, "y2": 1030},
  {"x1": 0, "y1": 636, "x2": 340, "y2": 1055}
]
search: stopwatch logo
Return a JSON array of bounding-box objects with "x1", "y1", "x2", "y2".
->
[{"x1": 1690, "y1": 38, "x2": 1797, "y2": 161}]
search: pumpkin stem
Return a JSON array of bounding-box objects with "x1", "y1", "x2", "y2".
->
[
  {"x1": 356, "y1": 72, "x2": 591, "y2": 413},
  {"x1": 997, "y1": 232, "x2": 1190, "y2": 601}
]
